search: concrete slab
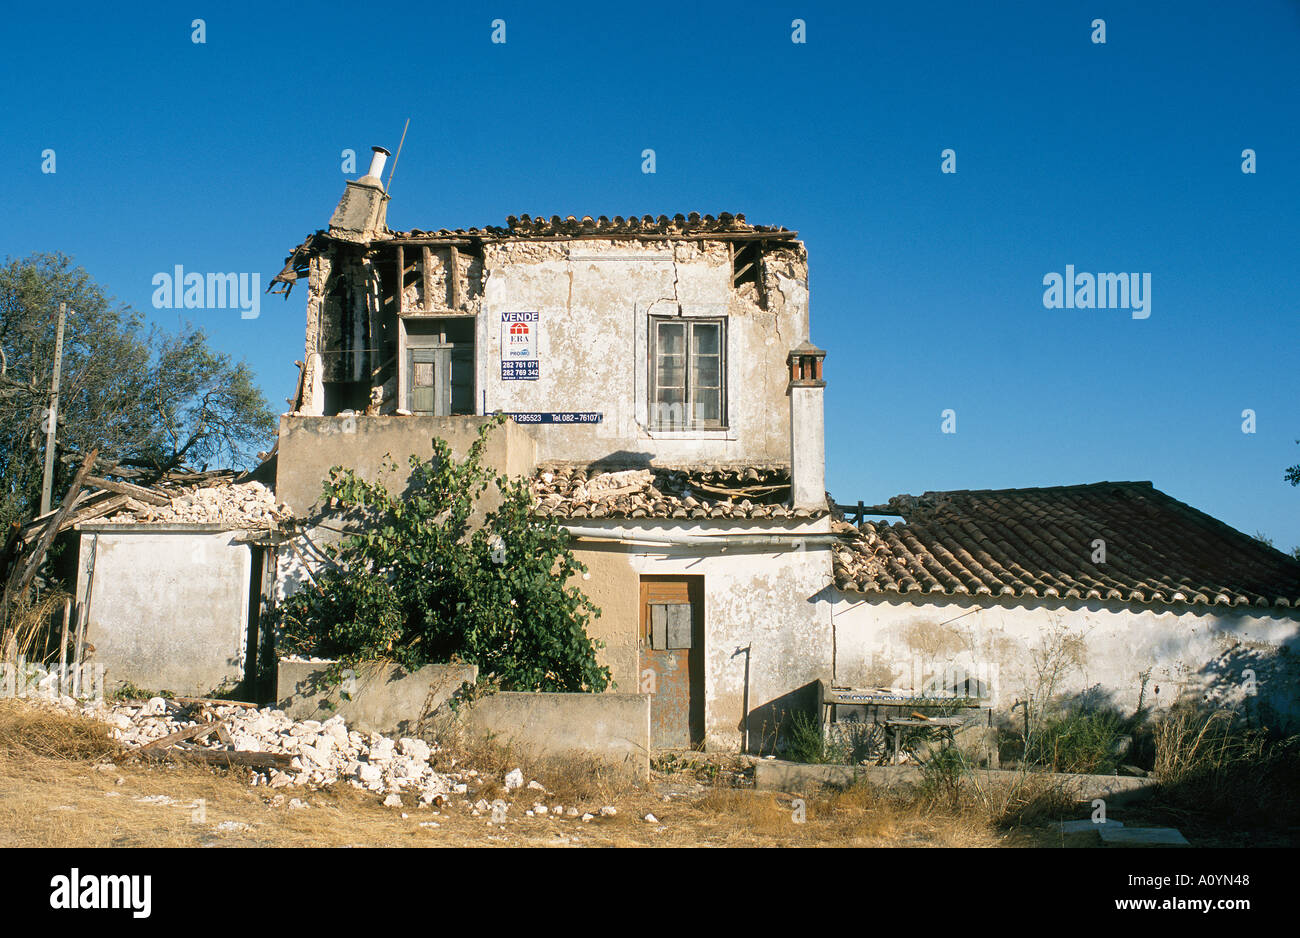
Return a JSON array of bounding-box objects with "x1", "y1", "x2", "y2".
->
[
  {"x1": 1098, "y1": 826, "x2": 1189, "y2": 847},
  {"x1": 754, "y1": 759, "x2": 1158, "y2": 802},
  {"x1": 1051, "y1": 819, "x2": 1124, "y2": 834}
]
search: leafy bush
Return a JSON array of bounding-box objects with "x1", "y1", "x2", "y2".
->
[
  {"x1": 276, "y1": 418, "x2": 610, "y2": 693},
  {"x1": 1026, "y1": 709, "x2": 1125, "y2": 774},
  {"x1": 920, "y1": 745, "x2": 970, "y2": 805},
  {"x1": 787, "y1": 711, "x2": 849, "y2": 764}
]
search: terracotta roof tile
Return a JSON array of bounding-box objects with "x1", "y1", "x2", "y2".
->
[
  {"x1": 391, "y1": 212, "x2": 794, "y2": 240},
  {"x1": 833, "y1": 482, "x2": 1300, "y2": 610}
]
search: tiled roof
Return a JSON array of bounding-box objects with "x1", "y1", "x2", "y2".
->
[
  {"x1": 391, "y1": 212, "x2": 795, "y2": 240},
  {"x1": 532, "y1": 465, "x2": 827, "y2": 520},
  {"x1": 832, "y1": 482, "x2": 1300, "y2": 610}
]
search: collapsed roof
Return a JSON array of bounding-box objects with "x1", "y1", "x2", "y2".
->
[
  {"x1": 270, "y1": 212, "x2": 798, "y2": 295},
  {"x1": 532, "y1": 465, "x2": 827, "y2": 521}
]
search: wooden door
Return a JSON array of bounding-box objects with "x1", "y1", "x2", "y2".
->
[
  {"x1": 409, "y1": 348, "x2": 440, "y2": 415},
  {"x1": 640, "y1": 577, "x2": 705, "y2": 749}
]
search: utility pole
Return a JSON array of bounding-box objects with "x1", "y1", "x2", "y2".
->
[{"x1": 39, "y1": 302, "x2": 67, "y2": 515}]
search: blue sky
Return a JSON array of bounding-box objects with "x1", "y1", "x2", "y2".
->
[{"x1": 3, "y1": 1, "x2": 1298, "y2": 548}]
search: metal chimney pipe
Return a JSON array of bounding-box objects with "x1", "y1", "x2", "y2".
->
[{"x1": 365, "y1": 146, "x2": 391, "y2": 183}]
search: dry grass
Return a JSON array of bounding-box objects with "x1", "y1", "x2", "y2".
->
[
  {"x1": 1, "y1": 590, "x2": 70, "y2": 661},
  {"x1": 426, "y1": 715, "x2": 640, "y2": 806},
  {"x1": 1150, "y1": 707, "x2": 1300, "y2": 827},
  {"x1": 0, "y1": 700, "x2": 1063, "y2": 848}
]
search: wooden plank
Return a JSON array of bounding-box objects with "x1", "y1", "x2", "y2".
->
[
  {"x1": 84, "y1": 475, "x2": 170, "y2": 506},
  {"x1": 170, "y1": 696, "x2": 259, "y2": 709},
  {"x1": 65, "y1": 494, "x2": 130, "y2": 527},
  {"x1": 448, "y1": 245, "x2": 461, "y2": 310},
  {"x1": 287, "y1": 359, "x2": 305, "y2": 410},
  {"x1": 58, "y1": 597, "x2": 70, "y2": 693},
  {"x1": 422, "y1": 246, "x2": 433, "y2": 313},
  {"x1": 134, "y1": 719, "x2": 227, "y2": 752},
  {"x1": 137, "y1": 748, "x2": 293, "y2": 770},
  {"x1": 395, "y1": 244, "x2": 404, "y2": 315},
  {"x1": 72, "y1": 533, "x2": 95, "y2": 696},
  {"x1": 3, "y1": 448, "x2": 98, "y2": 619}
]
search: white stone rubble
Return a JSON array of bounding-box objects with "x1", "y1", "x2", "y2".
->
[
  {"x1": 100, "y1": 480, "x2": 291, "y2": 529},
  {"x1": 39, "y1": 696, "x2": 628, "y2": 820}
]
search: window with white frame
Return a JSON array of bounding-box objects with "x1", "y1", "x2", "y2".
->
[{"x1": 649, "y1": 317, "x2": 725, "y2": 430}]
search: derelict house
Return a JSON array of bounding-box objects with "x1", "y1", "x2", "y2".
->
[{"x1": 268, "y1": 147, "x2": 834, "y2": 751}]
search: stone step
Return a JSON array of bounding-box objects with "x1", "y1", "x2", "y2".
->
[
  {"x1": 1050, "y1": 819, "x2": 1124, "y2": 834},
  {"x1": 1098, "y1": 826, "x2": 1189, "y2": 847}
]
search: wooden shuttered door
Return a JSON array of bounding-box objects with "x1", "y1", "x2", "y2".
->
[{"x1": 640, "y1": 577, "x2": 705, "y2": 749}]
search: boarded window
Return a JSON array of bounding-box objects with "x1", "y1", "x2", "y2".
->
[{"x1": 649, "y1": 603, "x2": 693, "y2": 650}]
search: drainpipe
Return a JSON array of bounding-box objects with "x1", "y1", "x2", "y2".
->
[{"x1": 559, "y1": 525, "x2": 842, "y2": 549}]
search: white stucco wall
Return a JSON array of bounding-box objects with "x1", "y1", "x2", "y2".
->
[
  {"x1": 75, "y1": 525, "x2": 252, "y2": 696},
  {"x1": 477, "y1": 240, "x2": 810, "y2": 466},
  {"x1": 830, "y1": 593, "x2": 1300, "y2": 727},
  {"x1": 571, "y1": 518, "x2": 836, "y2": 750}
]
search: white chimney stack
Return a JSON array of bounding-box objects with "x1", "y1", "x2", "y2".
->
[
  {"x1": 787, "y1": 341, "x2": 827, "y2": 511},
  {"x1": 363, "y1": 146, "x2": 390, "y2": 186}
]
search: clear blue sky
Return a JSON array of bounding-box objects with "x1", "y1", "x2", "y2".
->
[{"x1": 3, "y1": 1, "x2": 1297, "y2": 548}]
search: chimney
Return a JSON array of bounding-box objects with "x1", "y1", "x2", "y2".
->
[
  {"x1": 361, "y1": 145, "x2": 390, "y2": 184},
  {"x1": 787, "y1": 340, "x2": 827, "y2": 511},
  {"x1": 328, "y1": 146, "x2": 391, "y2": 244}
]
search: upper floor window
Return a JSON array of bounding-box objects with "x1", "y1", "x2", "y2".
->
[{"x1": 650, "y1": 317, "x2": 726, "y2": 430}]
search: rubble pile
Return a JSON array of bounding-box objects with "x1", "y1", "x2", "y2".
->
[
  {"x1": 34, "y1": 696, "x2": 633, "y2": 825},
  {"x1": 103, "y1": 481, "x2": 291, "y2": 529},
  {"x1": 86, "y1": 698, "x2": 464, "y2": 803},
  {"x1": 531, "y1": 464, "x2": 820, "y2": 520}
]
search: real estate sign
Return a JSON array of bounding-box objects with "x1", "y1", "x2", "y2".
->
[{"x1": 501, "y1": 311, "x2": 539, "y2": 380}]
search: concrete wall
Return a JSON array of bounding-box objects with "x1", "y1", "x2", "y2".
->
[
  {"x1": 273, "y1": 413, "x2": 539, "y2": 604},
  {"x1": 461, "y1": 691, "x2": 651, "y2": 780},
  {"x1": 75, "y1": 525, "x2": 252, "y2": 696},
  {"x1": 830, "y1": 593, "x2": 1300, "y2": 728},
  {"x1": 275, "y1": 413, "x2": 538, "y2": 517},
  {"x1": 569, "y1": 518, "x2": 837, "y2": 752},
  {"x1": 275, "y1": 658, "x2": 648, "y2": 777},
  {"x1": 276, "y1": 659, "x2": 478, "y2": 736}
]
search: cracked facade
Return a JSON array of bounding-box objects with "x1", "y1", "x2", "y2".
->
[{"x1": 277, "y1": 212, "x2": 813, "y2": 470}]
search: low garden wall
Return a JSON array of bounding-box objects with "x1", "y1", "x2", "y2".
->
[
  {"x1": 276, "y1": 659, "x2": 478, "y2": 737},
  {"x1": 276, "y1": 659, "x2": 650, "y2": 779}
]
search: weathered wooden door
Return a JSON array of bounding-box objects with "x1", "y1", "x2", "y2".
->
[
  {"x1": 409, "y1": 348, "x2": 441, "y2": 415},
  {"x1": 409, "y1": 346, "x2": 475, "y2": 416},
  {"x1": 640, "y1": 577, "x2": 705, "y2": 749}
]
